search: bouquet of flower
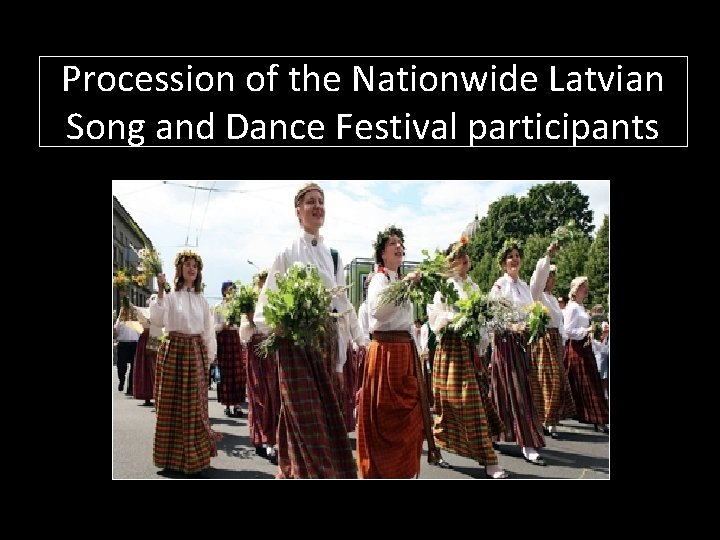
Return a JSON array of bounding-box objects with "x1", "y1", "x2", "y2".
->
[
  {"x1": 526, "y1": 301, "x2": 551, "y2": 344},
  {"x1": 113, "y1": 268, "x2": 132, "y2": 290},
  {"x1": 486, "y1": 297, "x2": 526, "y2": 332},
  {"x1": 378, "y1": 248, "x2": 459, "y2": 309},
  {"x1": 222, "y1": 282, "x2": 258, "y2": 326},
  {"x1": 551, "y1": 219, "x2": 582, "y2": 246},
  {"x1": 447, "y1": 285, "x2": 491, "y2": 343},
  {"x1": 257, "y1": 263, "x2": 333, "y2": 357},
  {"x1": 137, "y1": 247, "x2": 170, "y2": 292}
]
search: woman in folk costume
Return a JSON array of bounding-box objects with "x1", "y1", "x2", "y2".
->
[
  {"x1": 428, "y1": 237, "x2": 508, "y2": 479},
  {"x1": 133, "y1": 294, "x2": 162, "y2": 407},
  {"x1": 215, "y1": 281, "x2": 246, "y2": 419},
  {"x1": 253, "y1": 183, "x2": 366, "y2": 479},
  {"x1": 240, "y1": 269, "x2": 281, "y2": 464},
  {"x1": 357, "y1": 226, "x2": 446, "y2": 478},
  {"x1": 563, "y1": 276, "x2": 609, "y2": 433},
  {"x1": 487, "y1": 241, "x2": 547, "y2": 466},
  {"x1": 427, "y1": 237, "x2": 508, "y2": 478},
  {"x1": 150, "y1": 250, "x2": 219, "y2": 476},
  {"x1": 528, "y1": 243, "x2": 576, "y2": 438}
]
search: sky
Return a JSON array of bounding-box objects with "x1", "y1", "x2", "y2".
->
[{"x1": 112, "y1": 180, "x2": 609, "y2": 304}]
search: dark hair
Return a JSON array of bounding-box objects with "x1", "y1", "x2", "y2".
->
[
  {"x1": 173, "y1": 255, "x2": 204, "y2": 292},
  {"x1": 221, "y1": 281, "x2": 235, "y2": 296},
  {"x1": 373, "y1": 226, "x2": 405, "y2": 265},
  {"x1": 498, "y1": 243, "x2": 523, "y2": 267}
]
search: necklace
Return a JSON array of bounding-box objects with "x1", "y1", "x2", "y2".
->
[{"x1": 311, "y1": 238, "x2": 317, "y2": 246}]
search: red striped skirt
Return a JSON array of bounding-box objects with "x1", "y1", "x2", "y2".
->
[
  {"x1": 153, "y1": 332, "x2": 218, "y2": 474},
  {"x1": 216, "y1": 328, "x2": 246, "y2": 406},
  {"x1": 357, "y1": 331, "x2": 424, "y2": 479},
  {"x1": 489, "y1": 330, "x2": 546, "y2": 448},
  {"x1": 564, "y1": 338, "x2": 609, "y2": 424},
  {"x1": 246, "y1": 334, "x2": 280, "y2": 447},
  {"x1": 275, "y1": 336, "x2": 356, "y2": 479}
]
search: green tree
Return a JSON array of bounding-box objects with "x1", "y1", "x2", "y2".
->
[
  {"x1": 584, "y1": 214, "x2": 609, "y2": 311},
  {"x1": 554, "y1": 236, "x2": 592, "y2": 302},
  {"x1": 470, "y1": 251, "x2": 501, "y2": 293},
  {"x1": 519, "y1": 234, "x2": 554, "y2": 283},
  {"x1": 522, "y1": 182, "x2": 595, "y2": 237}
]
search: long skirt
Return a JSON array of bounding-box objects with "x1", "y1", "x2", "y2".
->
[
  {"x1": 433, "y1": 332, "x2": 503, "y2": 465},
  {"x1": 216, "y1": 327, "x2": 246, "y2": 406},
  {"x1": 275, "y1": 336, "x2": 356, "y2": 479},
  {"x1": 528, "y1": 328, "x2": 576, "y2": 427},
  {"x1": 133, "y1": 329, "x2": 157, "y2": 401},
  {"x1": 489, "y1": 330, "x2": 545, "y2": 448},
  {"x1": 153, "y1": 333, "x2": 218, "y2": 474},
  {"x1": 246, "y1": 334, "x2": 280, "y2": 447},
  {"x1": 341, "y1": 342, "x2": 357, "y2": 432},
  {"x1": 357, "y1": 331, "x2": 424, "y2": 479},
  {"x1": 565, "y1": 338, "x2": 609, "y2": 424}
]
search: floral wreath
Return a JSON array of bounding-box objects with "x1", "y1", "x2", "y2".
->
[
  {"x1": 497, "y1": 238, "x2": 523, "y2": 266},
  {"x1": 446, "y1": 234, "x2": 469, "y2": 262},
  {"x1": 373, "y1": 225, "x2": 404, "y2": 258},
  {"x1": 174, "y1": 249, "x2": 203, "y2": 269}
]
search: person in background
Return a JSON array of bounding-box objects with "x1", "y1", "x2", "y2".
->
[
  {"x1": 412, "y1": 319, "x2": 426, "y2": 356},
  {"x1": 114, "y1": 295, "x2": 140, "y2": 395},
  {"x1": 215, "y1": 281, "x2": 246, "y2": 418},
  {"x1": 563, "y1": 276, "x2": 609, "y2": 434},
  {"x1": 487, "y1": 241, "x2": 547, "y2": 466},
  {"x1": 133, "y1": 294, "x2": 162, "y2": 407},
  {"x1": 151, "y1": 250, "x2": 219, "y2": 476},
  {"x1": 557, "y1": 296, "x2": 567, "y2": 311},
  {"x1": 528, "y1": 244, "x2": 576, "y2": 438},
  {"x1": 240, "y1": 269, "x2": 281, "y2": 464},
  {"x1": 253, "y1": 182, "x2": 362, "y2": 478},
  {"x1": 592, "y1": 320, "x2": 610, "y2": 402}
]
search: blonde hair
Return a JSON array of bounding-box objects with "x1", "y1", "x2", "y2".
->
[{"x1": 569, "y1": 276, "x2": 589, "y2": 299}]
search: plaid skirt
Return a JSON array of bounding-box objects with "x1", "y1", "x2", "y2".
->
[
  {"x1": 489, "y1": 330, "x2": 546, "y2": 448},
  {"x1": 565, "y1": 338, "x2": 609, "y2": 424},
  {"x1": 246, "y1": 334, "x2": 280, "y2": 447},
  {"x1": 529, "y1": 327, "x2": 576, "y2": 426},
  {"x1": 432, "y1": 331, "x2": 502, "y2": 464},
  {"x1": 357, "y1": 331, "x2": 424, "y2": 479},
  {"x1": 275, "y1": 335, "x2": 356, "y2": 479},
  {"x1": 153, "y1": 333, "x2": 218, "y2": 474},
  {"x1": 216, "y1": 327, "x2": 246, "y2": 406}
]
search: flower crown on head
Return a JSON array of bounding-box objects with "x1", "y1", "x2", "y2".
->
[
  {"x1": 294, "y1": 182, "x2": 324, "y2": 207},
  {"x1": 497, "y1": 238, "x2": 523, "y2": 266},
  {"x1": 447, "y1": 234, "x2": 469, "y2": 262},
  {"x1": 373, "y1": 225, "x2": 405, "y2": 252},
  {"x1": 174, "y1": 249, "x2": 203, "y2": 269}
]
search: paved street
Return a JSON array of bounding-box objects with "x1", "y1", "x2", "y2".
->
[{"x1": 112, "y1": 367, "x2": 609, "y2": 480}]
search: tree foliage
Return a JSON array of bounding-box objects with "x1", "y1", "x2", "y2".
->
[{"x1": 583, "y1": 214, "x2": 609, "y2": 311}]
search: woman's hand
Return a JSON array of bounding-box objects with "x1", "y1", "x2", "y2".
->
[
  {"x1": 157, "y1": 273, "x2": 166, "y2": 296},
  {"x1": 405, "y1": 271, "x2": 422, "y2": 284}
]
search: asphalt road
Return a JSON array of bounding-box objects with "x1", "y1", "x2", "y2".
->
[{"x1": 112, "y1": 367, "x2": 609, "y2": 480}]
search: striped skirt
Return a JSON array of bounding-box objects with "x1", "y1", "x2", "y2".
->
[
  {"x1": 357, "y1": 331, "x2": 424, "y2": 479},
  {"x1": 275, "y1": 336, "x2": 356, "y2": 479},
  {"x1": 489, "y1": 330, "x2": 546, "y2": 448},
  {"x1": 132, "y1": 329, "x2": 156, "y2": 401},
  {"x1": 216, "y1": 328, "x2": 246, "y2": 406},
  {"x1": 246, "y1": 334, "x2": 280, "y2": 447},
  {"x1": 432, "y1": 332, "x2": 502, "y2": 465},
  {"x1": 529, "y1": 327, "x2": 576, "y2": 426},
  {"x1": 565, "y1": 338, "x2": 609, "y2": 424},
  {"x1": 153, "y1": 333, "x2": 218, "y2": 474}
]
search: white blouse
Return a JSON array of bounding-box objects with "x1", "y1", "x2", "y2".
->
[
  {"x1": 357, "y1": 301, "x2": 370, "y2": 340},
  {"x1": 150, "y1": 289, "x2": 217, "y2": 360},
  {"x1": 427, "y1": 275, "x2": 479, "y2": 335},
  {"x1": 488, "y1": 273, "x2": 535, "y2": 310},
  {"x1": 563, "y1": 300, "x2": 590, "y2": 341},
  {"x1": 368, "y1": 269, "x2": 413, "y2": 334},
  {"x1": 254, "y1": 231, "x2": 367, "y2": 372},
  {"x1": 529, "y1": 255, "x2": 566, "y2": 341}
]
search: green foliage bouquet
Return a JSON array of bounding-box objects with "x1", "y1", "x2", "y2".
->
[
  {"x1": 378, "y1": 249, "x2": 459, "y2": 310},
  {"x1": 258, "y1": 263, "x2": 333, "y2": 357},
  {"x1": 223, "y1": 283, "x2": 258, "y2": 326},
  {"x1": 526, "y1": 301, "x2": 551, "y2": 344},
  {"x1": 447, "y1": 285, "x2": 491, "y2": 343},
  {"x1": 551, "y1": 219, "x2": 582, "y2": 246}
]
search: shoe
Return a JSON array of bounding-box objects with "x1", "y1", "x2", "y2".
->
[
  {"x1": 118, "y1": 383, "x2": 124, "y2": 391},
  {"x1": 484, "y1": 469, "x2": 509, "y2": 479},
  {"x1": 268, "y1": 454, "x2": 278, "y2": 465},
  {"x1": 492, "y1": 442, "x2": 502, "y2": 453},
  {"x1": 143, "y1": 400, "x2": 152, "y2": 406},
  {"x1": 543, "y1": 427, "x2": 551, "y2": 436},
  {"x1": 523, "y1": 455, "x2": 546, "y2": 466},
  {"x1": 594, "y1": 424, "x2": 609, "y2": 434},
  {"x1": 255, "y1": 446, "x2": 265, "y2": 456},
  {"x1": 433, "y1": 459, "x2": 453, "y2": 470},
  {"x1": 550, "y1": 431, "x2": 560, "y2": 440},
  {"x1": 233, "y1": 408, "x2": 244, "y2": 418},
  {"x1": 224, "y1": 408, "x2": 232, "y2": 417}
]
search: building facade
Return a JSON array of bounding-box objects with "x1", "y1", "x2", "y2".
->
[{"x1": 113, "y1": 196, "x2": 154, "y2": 314}]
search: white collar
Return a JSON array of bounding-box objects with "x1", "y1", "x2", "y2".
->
[{"x1": 302, "y1": 230, "x2": 324, "y2": 246}]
